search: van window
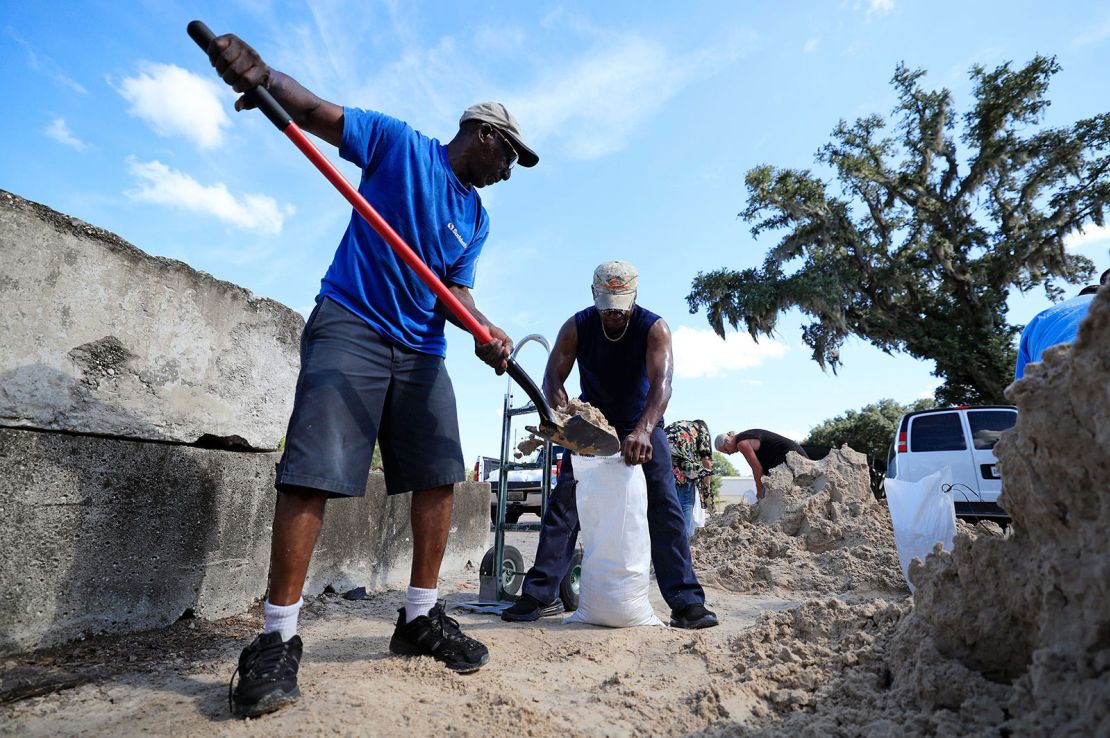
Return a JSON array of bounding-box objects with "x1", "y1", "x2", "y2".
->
[
  {"x1": 967, "y1": 410, "x2": 1017, "y2": 450},
  {"x1": 910, "y1": 413, "x2": 966, "y2": 452}
]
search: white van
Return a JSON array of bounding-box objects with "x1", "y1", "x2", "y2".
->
[{"x1": 883, "y1": 406, "x2": 1018, "y2": 520}]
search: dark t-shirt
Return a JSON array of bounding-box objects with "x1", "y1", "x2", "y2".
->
[{"x1": 735, "y1": 429, "x2": 808, "y2": 471}]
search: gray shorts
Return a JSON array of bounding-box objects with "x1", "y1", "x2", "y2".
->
[{"x1": 276, "y1": 297, "x2": 465, "y2": 497}]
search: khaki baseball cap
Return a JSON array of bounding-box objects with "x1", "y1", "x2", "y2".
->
[
  {"x1": 592, "y1": 260, "x2": 638, "y2": 311},
  {"x1": 459, "y1": 102, "x2": 539, "y2": 167}
]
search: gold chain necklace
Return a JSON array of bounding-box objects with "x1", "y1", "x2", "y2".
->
[{"x1": 602, "y1": 318, "x2": 630, "y2": 343}]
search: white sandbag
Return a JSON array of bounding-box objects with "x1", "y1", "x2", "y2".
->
[
  {"x1": 692, "y1": 486, "x2": 706, "y2": 528},
  {"x1": 564, "y1": 455, "x2": 662, "y2": 628},
  {"x1": 884, "y1": 468, "x2": 958, "y2": 593}
]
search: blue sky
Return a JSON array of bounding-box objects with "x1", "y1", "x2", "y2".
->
[{"x1": 3, "y1": 1, "x2": 1108, "y2": 466}]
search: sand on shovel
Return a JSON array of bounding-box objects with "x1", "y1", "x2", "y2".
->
[{"x1": 524, "y1": 398, "x2": 619, "y2": 456}]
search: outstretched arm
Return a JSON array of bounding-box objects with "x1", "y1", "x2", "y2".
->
[
  {"x1": 442, "y1": 285, "x2": 512, "y2": 374},
  {"x1": 203, "y1": 33, "x2": 344, "y2": 146},
  {"x1": 543, "y1": 317, "x2": 578, "y2": 411},
  {"x1": 737, "y1": 440, "x2": 765, "y2": 499},
  {"x1": 623, "y1": 319, "x2": 673, "y2": 466}
]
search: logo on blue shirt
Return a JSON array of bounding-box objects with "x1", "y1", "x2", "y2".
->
[{"x1": 447, "y1": 222, "x2": 467, "y2": 247}]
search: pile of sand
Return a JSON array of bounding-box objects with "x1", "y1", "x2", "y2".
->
[
  {"x1": 695, "y1": 288, "x2": 1110, "y2": 737},
  {"x1": 690, "y1": 447, "x2": 907, "y2": 597}
]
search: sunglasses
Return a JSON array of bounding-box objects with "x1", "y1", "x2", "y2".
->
[{"x1": 489, "y1": 125, "x2": 518, "y2": 170}]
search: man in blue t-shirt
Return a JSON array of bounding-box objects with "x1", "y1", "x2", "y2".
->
[
  {"x1": 1014, "y1": 268, "x2": 1107, "y2": 380},
  {"x1": 203, "y1": 33, "x2": 538, "y2": 717}
]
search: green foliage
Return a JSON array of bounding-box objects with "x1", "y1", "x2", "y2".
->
[
  {"x1": 712, "y1": 451, "x2": 739, "y2": 477},
  {"x1": 708, "y1": 451, "x2": 739, "y2": 504},
  {"x1": 688, "y1": 56, "x2": 1105, "y2": 405},
  {"x1": 371, "y1": 442, "x2": 383, "y2": 471},
  {"x1": 803, "y1": 398, "x2": 936, "y2": 489}
]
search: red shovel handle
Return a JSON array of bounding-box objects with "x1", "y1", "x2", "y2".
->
[{"x1": 185, "y1": 21, "x2": 494, "y2": 346}]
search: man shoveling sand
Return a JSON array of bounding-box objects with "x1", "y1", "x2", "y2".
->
[
  {"x1": 502, "y1": 261, "x2": 717, "y2": 628},
  {"x1": 196, "y1": 27, "x2": 537, "y2": 718}
]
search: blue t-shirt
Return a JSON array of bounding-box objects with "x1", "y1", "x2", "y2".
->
[
  {"x1": 318, "y1": 107, "x2": 489, "y2": 356},
  {"x1": 1014, "y1": 294, "x2": 1094, "y2": 379}
]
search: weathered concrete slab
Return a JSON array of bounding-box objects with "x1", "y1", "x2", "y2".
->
[
  {"x1": 0, "y1": 428, "x2": 489, "y2": 655},
  {"x1": 0, "y1": 190, "x2": 303, "y2": 450}
]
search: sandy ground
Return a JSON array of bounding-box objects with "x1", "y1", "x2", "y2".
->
[
  {"x1": 6, "y1": 304, "x2": 1109, "y2": 738},
  {"x1": 0, "y1": 521, "x2": 808, "y2": 738}
]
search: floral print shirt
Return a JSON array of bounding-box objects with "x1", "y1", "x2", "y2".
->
[{"x1": 665, "y1": 420, "x2": 714, "y2": 509}]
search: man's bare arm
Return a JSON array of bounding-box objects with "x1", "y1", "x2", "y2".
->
[
  {"x1": 737, "y1": 440, "x2": 765, "y2": 499},
  {"x1": 637, "y1": 319, "x2": 673, "y2": 434},
  {"x1": 543, "y1": 318, "x2": 578, "y2": 410},
  {"x1": 442, "y1": 285, "x2": 512, "y2": 374},
  {"x1": 205, "y1": 34, "x2": 344, "y2": 146},
  {"x1": 623, "y1": 319, "x2": 673, "y2": 465}
]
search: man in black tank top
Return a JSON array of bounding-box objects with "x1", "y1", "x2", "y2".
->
[
  {"x1": 502, "y1": 261, "x2": 717, "y2": 629},
  {"x1": 714, "y1": 429, "x2": 809, "y2": 500}
]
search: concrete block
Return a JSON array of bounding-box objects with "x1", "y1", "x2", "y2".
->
[
  {"x1": 0, "y1": 428, "x2": 489, "y2": 655},
  {"x1": 0, "y1": 190, "x2": 303, "y2": 450}
]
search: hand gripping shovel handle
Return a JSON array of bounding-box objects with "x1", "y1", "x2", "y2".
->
[{"x1": 186, "y1": 20, "x2": 555, "y2": 427}]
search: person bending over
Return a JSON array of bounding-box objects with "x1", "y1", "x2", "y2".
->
[{"x1": 714, "y1": 429, "x2": 808, "y2": 500}]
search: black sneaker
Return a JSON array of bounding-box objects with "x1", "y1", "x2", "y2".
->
[
  {"x1": 389, "y1": 603, "x2": 489, "y2": 673},
  {"x1": 228, "y1": 631, "x2": 302, "y2": 718},
  {"x1": 669, "y1": 603, "x2": 719, "y2": 630},
  {"x1": 501, "y1": 594, "x2": 565, "y2": 622}
]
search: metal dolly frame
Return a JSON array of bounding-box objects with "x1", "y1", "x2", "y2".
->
[{"x1": 459, "y1": 335, "x2": 560, "y2": 613}]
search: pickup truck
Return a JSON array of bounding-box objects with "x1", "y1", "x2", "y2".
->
[{"x1": 474, "y1": 444, "x2": 566, "y2": 523}]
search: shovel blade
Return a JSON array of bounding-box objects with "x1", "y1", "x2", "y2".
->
[{"x1": 529, "y1": 418, "x2": 621, "y2": 457}]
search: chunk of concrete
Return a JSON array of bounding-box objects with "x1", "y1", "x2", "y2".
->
[
  {"x1": 0, "y1": 190, "x2": 303, "y2": 450},
  {"x1": 0, "y1": 428, "x2": 489, "y2": 655}
]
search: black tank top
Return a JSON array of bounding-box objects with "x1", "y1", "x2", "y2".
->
[
  {"x1": 735, "y1": 429, "x2": 807, "y2": 470},
  {"x1": 574, "y1": 305, "x2": 661, "y2": 436}
]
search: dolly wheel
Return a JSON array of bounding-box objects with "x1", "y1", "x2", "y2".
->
[
  {"x1": 560, "y1": 549, "x2": 583, "y2": 611},
  {"x1": 480, "y1": 545, "x2": 526, "y2": 595}
]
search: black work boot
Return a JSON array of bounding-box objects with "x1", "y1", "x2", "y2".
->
[
  {"x1": 501, "y1": 594, "x2": 565, "y2": 622},
  {"x1": 669, "y1": 603, "x2": 719, "y2": 629},
  {"x1": 389, "y1": 602, "x2": 489, "y2": 673},
  {"x1": 229, "y1": 631, "x2": 303, "y2": 718}
]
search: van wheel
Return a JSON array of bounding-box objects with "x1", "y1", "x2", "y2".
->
[
  {"x1": 480, "y1": 545, "x2": 525, "y2": 595},
  {"x1": 560, "y1": 549, "x2": 583, "y2": 612}
]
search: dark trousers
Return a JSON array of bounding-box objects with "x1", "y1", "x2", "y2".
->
[{"x1": 520, "y1": 425, "x2": 705, "y2": 611}]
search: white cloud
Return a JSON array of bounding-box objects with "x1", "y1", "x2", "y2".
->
[
  {"x1": 8, "y1": 29, "x2": 87, "y2": 94},
  {"x1": 846, "y1": 0, "x2": 894, "y2": 20},
  {"x1": 115, "y1": 63, "x2": 233, "y2": 150},
  {"x1": 44, "y1": 117, "x2": 87, "y2": 150},
  {"x1": 671, "y1": 326, "x2": 789, "y2": 379},
  {"x1": 803, "y1": 38, "x2": 819, "y2": 54},
  {"x1": 508, "y1": 32, "x2": 751, "y2": 161},
  {"x1": 263, "y1": 10, "x2": 753, "y2": 163},
  {"x1": 868, "y1": 0, "x2": 894, "y2": 17},
  {"x1": 1065, "y1": 223, "x2": 1110, "y2": 251},
  {"x1": 125, "y1": 158, "x2": 294, "y2": 235},
  {"x1": 916, "y1": 379, "x2": 942, "y2": 400},
  {"x1": 1072, "y1": 15, "x2": 1110, "y2": 47}
]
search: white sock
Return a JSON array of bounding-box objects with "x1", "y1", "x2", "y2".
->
[
  {"x1": 263, "y1": 598, "x2": 303, "y2": 642},
  {"x1": 404, "y1": 586, "x2": 438, "y2": 623}
]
